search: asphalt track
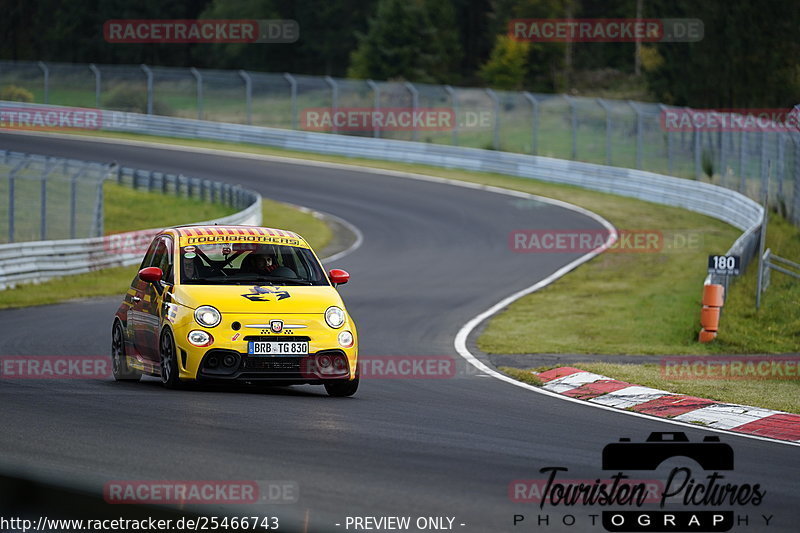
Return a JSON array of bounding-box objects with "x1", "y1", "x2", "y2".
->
[{"x1": 0, "y1": 132, "x2": 796, "y2": 532}]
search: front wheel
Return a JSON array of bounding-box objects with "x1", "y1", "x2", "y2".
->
[
  {"x1": 160, "y1": 329, "x2": 181, "y2": 389},
  {"x1": 324, "y1": 376, "x2": 359, "y2": 397},
  {"x1": 112, "y1": 321, "x2": 141, "y2": 382}
]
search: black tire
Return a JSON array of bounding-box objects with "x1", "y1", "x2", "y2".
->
[
  {"x1": 159, "y1": 329, "x2": 181, "y2": 389},
  {"x1": 324, "y1": 376, "x2": 359, "y2": 397},
  {"x1": 112, "y1": 321, "x2": 141, "y2": 382}
]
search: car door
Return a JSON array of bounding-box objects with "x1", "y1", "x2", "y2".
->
[
  {"x1": 136, "y1": 235, "x2": 175, "y2": 362},
  {"x1": 126, "y1": 237, "x2": 159, "y2": 359}
]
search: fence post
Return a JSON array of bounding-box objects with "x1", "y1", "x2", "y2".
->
[
  {"x1": 628, "y1": 101, "x2": 643, "y2": 169},
  {"x1": 8, "y1": 159, "x2": 26, "y2": 243},
  {"x1": 404, "y1": 82, "x2": 419, "y2": 142},
  {"x1": 283, "y1": 73, "x2": 297, "y2": 130},
  {"x1": 93, "y1": 170, "x2": 104, "y2": 238},
  {"x1": 190, "y1": 67, "x2": 203, "y2": 120},
  {"x1": 659, "y1": 104, "x2": 673, "y2": 175},
  {"x1": 565, "y1": 95, "x2": 577, "y2": 160},
  {"x1": 445, "y1": 85, "x2": 458, "y2": 146},
  {"x1": 70, "y1": 171, "x2": 79, "y2": 239},
  {"x1": 739, "y1": 131, "x2": 747, "y2": 193},
  {"x1": 485, "y1": 88, "x2": 500, "y2": 150},
  {"x1": 760, "y1": 131, "x2": 769, "y2": 201},
  {"x1": 692, "y1": 108, "x2": 702, "y2": 178},
  {"x1": 777, "y1": 132, "x2": 785, "y2": 200},
  {"x1": 367, "y1": 80, "x2": 380, "y2": 138},
  {"x1": 140, "y1": 64, "x2": 153, "y2": 115},
  {"x1": 523, "y1": 92, "x2": 538, "y2": 155},
  {"x1": 324, "y1": 76, "x2": 339, "y2": 134},
  {"x1": 88, "y1": 64, "x2": 101, "y2": 109},
  {"x1": 40, "y1": 177, "x2": 47, "y2": 240},
  {"x1": 597, "y1": 98, "x2": 612, "y2": 165},
  {"x1": 37, "y1": 61, "x2": 49, "y2": 104},
  {"x1": 239, "y1": 70, "x2": 252, "y2": 125}
]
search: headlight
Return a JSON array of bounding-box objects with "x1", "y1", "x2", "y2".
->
[
  {"x1": 194, "y1": 305, "x2": 221, "y2": 328},
  {"x1": 188, "y1": 330, "x2": 213, "y2": 347},
  {"x1": 338, "y1": 331, "x2": 354, "y2": 348},
  {"x1": 325, "y1": 306, "x2": 345, "y2": 328}
]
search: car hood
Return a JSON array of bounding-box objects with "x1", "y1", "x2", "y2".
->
[{"x1": 171, "y1": 284, "x2": 344, "y2": 314}]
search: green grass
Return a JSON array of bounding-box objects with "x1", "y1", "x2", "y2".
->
[
  {"x1": 21, "y1": 130, "x2": 800, "y2": 356},
  {"x1": 0, "y1": 186, "x2": 332, "y2": 310},
  {"x1": 557, "y1": 362, "x2": 800, "y2": 414},
  {"x1": 498, "y1": 366, "x2": 543, "y2": 387}
]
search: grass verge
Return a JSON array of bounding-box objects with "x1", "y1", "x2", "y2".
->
[
  {"x1": 553, "y1": 362, "x2": 800, "y2": 414},
  {"x1": 0, "y1": 186, "x2": 331, "y2": 310}
]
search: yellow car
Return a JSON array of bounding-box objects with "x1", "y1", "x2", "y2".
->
[{"x1": 111, "y1": 225, "x2": 358, "y2": 396}]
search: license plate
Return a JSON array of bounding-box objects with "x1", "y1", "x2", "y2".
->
[{"x1": 248, "y1": 341, "x2": 309, "y2": 356}]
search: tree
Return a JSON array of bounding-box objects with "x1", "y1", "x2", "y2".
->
[
  {"x1": 479, "y1": 35, "x2": 530, "y2": 89},
  {"x1": 347, "y1": 0, "x2": 460, "y2": 83}
]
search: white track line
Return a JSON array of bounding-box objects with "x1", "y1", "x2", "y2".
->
[{"x1": 11, "y1": 130, "x2": 799, "y2": 448}]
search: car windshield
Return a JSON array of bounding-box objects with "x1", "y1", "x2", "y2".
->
[{"x1": 180, "y1": 242, "x2": 328, "y2": 286}]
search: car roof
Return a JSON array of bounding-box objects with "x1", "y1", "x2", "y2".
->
[{"x1": 167, "y1": 225, "x2": 309, "y2": 248}]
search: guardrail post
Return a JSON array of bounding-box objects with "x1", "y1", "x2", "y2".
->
[
  {"x1": 523, "y1": 92, "x2": 538, "y2": 155},
  {"x1": 445, "y1": 85, "x2": 458, "y2": 146},
  {"x1": 404, "y1": 82, "x2": 419, "y2": 142},
  {"x1": 239, "y1": 70, "x2": 253, "y2": 125},
  {"x1": 367, "y1": 80, "x2": 380, "y2": 138},
  {"x1": 283, "y1": 73, "x2": 297, "y2": 130},
  {"x1": 756, "y1": 194, "x2": 768, "y2": 309},
  {"x1": 190, "y1": 67, "x2": 203, "y2": 120},
  {"x1": 37, "y1": 61, "x2": 49, "y2": 104},
  {"x1": 89, "y1": 64, "x2": 101, "y2": 108},
  {"x1": 140, "y1": 65, "x2": 153, "y2": 115},
  {"x1": 324, "y1": 76, "x2": 339, "y2": 134},
  {"x1": 485, "y1": 88, "x2": 500, "y2": 150}
]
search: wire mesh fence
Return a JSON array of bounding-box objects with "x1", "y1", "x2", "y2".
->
[
  {"x1": 0, "y1": 151, "x2": 107, "y2": 243},
  {"x1": 1, "y1": 60, "x2": 798, "y2": 229}
]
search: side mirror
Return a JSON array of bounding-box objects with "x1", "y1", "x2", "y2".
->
[
  {"x1": 329, "y1": 268, "x2": 350, "y2": 286},
  {"x1": 139, "y1": 266, "x2": 163, "y2": 284}
]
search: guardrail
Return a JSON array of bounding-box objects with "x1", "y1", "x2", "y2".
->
[
  {"x1": 0, "y1": 101, "x2": 763, "y2": 292},
  {"x1": 0, "y1": 148, "x2": 261, "y2": 289}
]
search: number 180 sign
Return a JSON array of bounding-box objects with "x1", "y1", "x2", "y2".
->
[{"x1": 708, "y1": 255, "x2": 740, "y2": 275}]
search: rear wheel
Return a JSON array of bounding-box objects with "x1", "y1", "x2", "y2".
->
[
  {"x1": 160, "y1": 329, "x2": 181, "y2": 389},
  {"x1": 112, "y1": 321, "x2": 141, "y2": 382}
]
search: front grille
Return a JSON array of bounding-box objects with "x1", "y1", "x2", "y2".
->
[{"x1": 243, "y1": 336, "x2": 311, "y2": 342}]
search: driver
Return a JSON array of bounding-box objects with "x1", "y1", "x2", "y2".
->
[{"x1": 252, "y1": 253, "x2": 279, "y2": 274}]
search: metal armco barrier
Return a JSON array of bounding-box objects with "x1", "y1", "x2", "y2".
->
[
  {"x1": 0, "y1": 101, "x2": 763, "y2": 290},
  {"x1": 0, "y1": 148, "x2": 261, "y2": 289}
]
